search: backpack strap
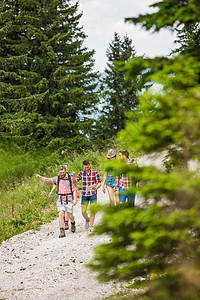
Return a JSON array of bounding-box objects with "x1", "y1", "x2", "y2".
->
[
  {"x1": 57, "y1": 173, "x2": 73, "y2": 199},
  {"x1": 67, "y1": 172, "x2": 73, "y2": 195},
  {"x1": 57, "y1": 175, "x2": 60, "y2": 194}
]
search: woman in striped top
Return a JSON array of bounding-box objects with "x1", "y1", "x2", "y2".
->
[{"x1": 102, "y1": 149, "x2": 119, "y2": 205}]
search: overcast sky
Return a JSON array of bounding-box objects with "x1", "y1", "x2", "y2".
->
[{"x1": 76, "y1": 0, "x2": 177, "y2": 72}]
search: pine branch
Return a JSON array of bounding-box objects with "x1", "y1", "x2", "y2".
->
[{"x1": 0, "y1": 90, "x2": 49, "y2": 103}]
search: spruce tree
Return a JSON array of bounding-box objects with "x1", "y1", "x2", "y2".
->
[
  {"x1": 88, "y1": 1, "x2": 200, "y2": 299},
  {"x1": 0, "y1": 0, "x2": 98, "y2": 150},
  {"x1": 93, "y1": 32, "x2": 138, "y2": 142}
]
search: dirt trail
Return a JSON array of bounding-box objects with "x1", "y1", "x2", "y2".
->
[{"x1": 0, "y1": 189, "x2": 122, "y2": 300}]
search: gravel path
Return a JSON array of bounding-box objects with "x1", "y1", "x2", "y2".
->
[{"x1": 0, "y1": 189, "x2": 122, "y2": 300}]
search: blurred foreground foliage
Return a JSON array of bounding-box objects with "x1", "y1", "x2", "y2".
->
[
  {"x1": 89, "y1": 60, "x2": 200, "y2": 299},
  {"x1": 88, "y1": 0, "x2": 200, "y2": 298}
]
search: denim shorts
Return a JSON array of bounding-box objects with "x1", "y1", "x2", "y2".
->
[
  {"x1": 81, "y1": 194, "x2": 97, "y2": 205},
  {"x1": 119, "y1": 187, "x2": 135, "y2": 205}
]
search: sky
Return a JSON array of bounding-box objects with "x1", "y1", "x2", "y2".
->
[{"x1": 76, "y1": 0, "x2": 177, "y2": 72}]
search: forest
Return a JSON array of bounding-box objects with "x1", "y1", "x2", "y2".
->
[{"x1": 1, "y1": 0, "x2": 200, "y2": 298}]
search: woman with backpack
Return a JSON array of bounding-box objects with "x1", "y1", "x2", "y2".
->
[{"x1": 36, "y1": 165, "x2": 77, "y2": 238}]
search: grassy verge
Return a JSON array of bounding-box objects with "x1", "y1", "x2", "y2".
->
[
  {"x1": 0, "y1": 176, "x2": 58, "y2": 243},
  {"x1": 0, "y1": 147, "x2": 63, "y2": 194},
  {"x1": 0, "y1": 147, "x2": 106, "y2": 244}
]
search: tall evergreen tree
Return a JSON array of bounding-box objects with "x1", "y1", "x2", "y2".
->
[
  {"x1": 0, "y1": 0, "x2": 98, "y2": 150},
  {"x1": 93, "y1": 33, "x2": 138, "y2": 142},
  {"x1": 88, "y1": 1, "x2": 200, "y2": 299}
]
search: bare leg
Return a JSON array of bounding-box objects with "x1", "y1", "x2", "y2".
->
[
  {"x1": 59, "y1": 211, "x2": 65, "y2": 228},
  {"x1": 65, "y1": 210, "x2": 69, "y2": 221},
  {"x1": 68, "y1": 213, "x2": 74, "y2": 223},
  {"x1": 106, "y1": 186, "x2": 115, "y2": 204},
  {"x1": 115, "y1": 188, "x2": 119, "y2": 204},
  {"x1": 89, "y1": 203, "x2": 95, "y2": 226},
  {"x1": 81, "y1": 204, "x2": 89, "y2": 222}
]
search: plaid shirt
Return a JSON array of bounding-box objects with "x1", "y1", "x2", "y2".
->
[
  {"x1": 76, "y1": 168, "x2": 101, "y2": 196},
  {"x1": 43, "y1": 175, "x2": 76, "y2": 201},
  {"x1": 115, "y1": 159, "x2": 135, "y2": 190}
]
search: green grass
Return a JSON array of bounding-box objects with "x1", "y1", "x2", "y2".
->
[
  {"x1": 0, "y1": 176, "x2": 58, "y2": 243},
  {"x1": 0, "y1": 147, "x2": 107, "y2": 244},
  {"x1": 0, "y1": 147, "x2": 62, "y2": 193}
]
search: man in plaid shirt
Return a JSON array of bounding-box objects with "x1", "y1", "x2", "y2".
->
[
  {"x1": 72, "y1": 160, "x2": 101, "y2": 232},
  {"x1": 115, "y1": 149, "x2": 135, "y2": 205},
  {"x1": 36, "y1": 165, "x2": 77, "y2": 238}
]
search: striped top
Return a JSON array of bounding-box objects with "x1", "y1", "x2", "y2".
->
[{"x1": 105, "y1": 170, "x2": 116, "y2": 187}]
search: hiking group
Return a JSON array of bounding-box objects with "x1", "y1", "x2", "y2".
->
[{"x1": 36, "y1": 149, "x2": 135, "y2": 238}]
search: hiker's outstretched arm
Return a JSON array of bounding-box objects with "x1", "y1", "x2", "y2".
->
[
  {"x1": 42, "y1": 177, "x2": 57, "y2": 184},
  {"x1": 36, "y1": 174, "x2": 44, "y2": 180},
  {"x1": 36, "y1": 174, "x2": 57, "y2": 184},
  {"x1": 36, "y1": 174, "x2": 47, "y2": 183}
]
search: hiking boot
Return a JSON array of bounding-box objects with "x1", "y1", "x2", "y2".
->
[
  {"x1": 59, "y1": 228, "x2": 65, "y2": 238},
  {"x1": 71, "y1": 221, "x2": 76, "y2": 233},
  {"x1": 65, "y1": 220, "x2": 69, "y2": 230},
  {"x1": 85, "y1": 219, "x2": 90, "y2": 230}
]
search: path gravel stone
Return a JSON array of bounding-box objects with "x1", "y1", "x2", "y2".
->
[{"x1": 0, "y1": 189, "x2": 122, "y2": 300}]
